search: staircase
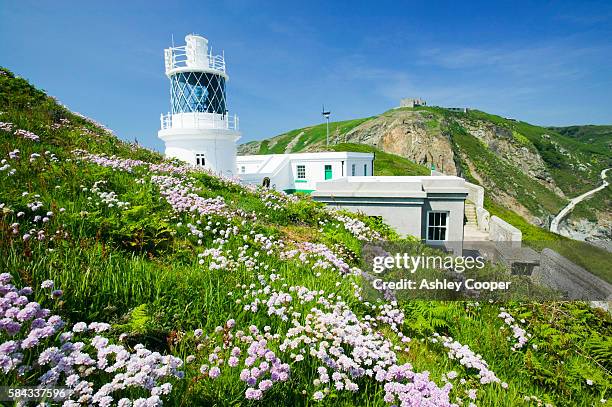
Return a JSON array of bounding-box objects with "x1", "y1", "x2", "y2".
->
[
  {"x1": 465, "y1": 201, "x2": 478, "y2": 227},
  {"x1": 464, "y1": 201, "x2": 489, "y2": 241}
]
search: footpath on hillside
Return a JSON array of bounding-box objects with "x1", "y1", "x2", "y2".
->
[{"x1": 550, "y1": 168, "x2": 610, "y2": 234}]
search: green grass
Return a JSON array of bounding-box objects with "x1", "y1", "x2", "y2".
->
[
  {"x1": 324, "y1": 142, "x2": 430, "y2": 176},
  {"x1": 1, "y1": 66, "x2": 611, "y2": 406},
  {"x1": 257, "y1": 117, "x2": 372, "y2": 154}
]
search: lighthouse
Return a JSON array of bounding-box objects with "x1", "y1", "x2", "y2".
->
[{"x1": 158, "y1": 34, "x2": 240, "y2": 176}]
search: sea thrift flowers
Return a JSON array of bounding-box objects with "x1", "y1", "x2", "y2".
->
[
  {"x1": 498, "y1": 310, "x2": 530, "y2": 350},
  {"x1": 14, "y1": 129, "x2": 40, "y2": 142},
  {"x1": 332, "y1": 213, "x2": 381, "y2": 241},
  {"x1": 438, "y1": 334, "x2": 500, "y2": 385},
  {"x1": 0, "y1": 275, "x2": 183, "y2": 404}
]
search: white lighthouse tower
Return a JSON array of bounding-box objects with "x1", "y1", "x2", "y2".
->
[{"x1": 158, "y1": 34, "x2": 240, "y2": 176}]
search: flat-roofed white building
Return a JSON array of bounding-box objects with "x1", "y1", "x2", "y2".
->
[
  {"x1": 237, "y1": 152, "x2": 374, "y2": 193},
  {"x1": 312, "y1": 175, "x2": 469, "y2": 253}
]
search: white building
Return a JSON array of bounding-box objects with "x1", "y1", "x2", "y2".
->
[
  {"x1": 400, "y1": 97, "x2": 427, "y2": 108},
  {"x1": 237, "y1": 152, "x2": 374, "y2": 193},
  {"x1": 158, "y1": 34, "x2": 240, "y2": 176},
  {"x1": 312, "y1": 176, "x2": 468, "y2": 253}
]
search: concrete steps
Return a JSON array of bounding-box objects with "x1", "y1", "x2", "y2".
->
[
  {"x1": 465, "y1": 202, "x2": 478, "y2": 227},
  {"x1": 464, "y1": 202, "x2": 489, "y2": 241}
]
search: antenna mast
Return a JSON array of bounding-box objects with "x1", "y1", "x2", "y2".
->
[{"x1": 322, "y1": 105, "x2": 331, "y2": 146}]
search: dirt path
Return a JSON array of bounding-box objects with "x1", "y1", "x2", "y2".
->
[{"x1": 550, "y1": 168, "x2": 610, "y2": 234}]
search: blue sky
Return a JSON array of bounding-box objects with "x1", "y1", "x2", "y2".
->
[{"x1": 2, "y1": 0, "x2": 611, "y2": 151}]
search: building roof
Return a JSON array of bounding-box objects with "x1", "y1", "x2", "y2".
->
[
  {"x1": 237, "y1": 152, "x2": 373, "y2": 162},
  {"x1": 312, "y1": 175, "x2": 468, "y2": 198},
  {"x1": 237, "y1": 152, "x2": 373, "y2": 176}
]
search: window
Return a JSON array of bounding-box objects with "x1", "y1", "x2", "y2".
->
[
  {"x1": 296, "y1": 165, "x2": 306, "y2": 179},
  {"x1": 364, "y1": 164, "x2": 368, "y2": 175},
  {"x1": 427, "y1": 211, "x2": 448, "y2": 241},
  {"x1": 195, "y1": 153, "x2": 206, "y2": 167},
  {"x1": 241, "y1": 166, "x2": 246, "y2": 173},
  {"x1": 351, "y1": 164, "x2": 356, "y2": 176},
  {"x1": 170, "y1": 72, "x2": 226, "y2": 114}
]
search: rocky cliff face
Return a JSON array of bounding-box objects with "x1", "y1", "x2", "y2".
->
[
  {"x1": 455, "y1": 118, "x2": 566, "y2": 198},
  {"x1": 342, "y1": 110, "x2": 458, "y2": 175}
]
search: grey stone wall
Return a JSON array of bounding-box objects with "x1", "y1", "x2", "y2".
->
[{"x1": 532, "y1": 249, "x2": 612, "y2": 301}]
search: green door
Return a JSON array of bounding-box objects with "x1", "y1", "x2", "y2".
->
[{"x1": 324, "y1": 165, "x2": 332, "y2": 180}]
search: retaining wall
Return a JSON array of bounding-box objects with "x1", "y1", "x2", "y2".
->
[
  {"x1": 489, "y1": 216, "x2": 522, "y2": 244},
  {"x1": 532, "y1": 249, "x2": 612, "y2": 301}
]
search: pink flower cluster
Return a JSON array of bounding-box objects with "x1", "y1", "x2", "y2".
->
[
  {"x1": 0, "y1": 273, "x2": 64, "y2": 373},
  {"x1": 249, "y1": 186, "x2": 299, "y2": 211},
  {"x1": 149, "y1": 162, "x2": 189, "y2": 175},
  {"x1": 196, "y1": 321, "x2": 290, "y2": 401},
  {"x1": 332, "y1": 213, "x2": 381, "y2": 241},
  {"x1": 235, "y1": 273, "x2": 453, "y2": 404},
  {"x1": 74, "y1": 150, "x2": 147, "y2": 172},
  {"x1": 437, "y1": 334, "x2": 500, "y2": 385},
  {"x1": 0, "y1": 121, "x2": 15, "y2": 132},
  {"x1": 14, "y1": 129, "x2": 40, "y2": 142},
  {"x1": 498, "y1": 310, "x2": 530, "y2": 350},
  {"x1": 151, "y1": 175, "x2": 228, "y2": 217},
  {"x1": 0, "y1": 275, "x2": 183, "y2": 406},
  {"x1": 383, "y1": 369, "x2": 455, "y2": 406},
  {"x1": 5, "y1": 196, "x2": 60, "y2": 243},
  {"x1": 281, "y1": 242, "x2": 352, "y2": 275},
  {"x1": 0, "y1": 121, "x2": 40, "y2": 142},
  {"x1": 49, "y1": 117, "x2": 71, "y2": 130}
]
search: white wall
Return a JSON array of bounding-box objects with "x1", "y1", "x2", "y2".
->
[
  {"x1": 237, "y1": 153, "x2": 374, "y2": 192},
  {"x1": 159, "y1": 128, "x2": 239, "y2": 177},
  {"x1": 465, "y1": 182, "x2": 485, "y2": 207},
  {"x1": 326, "y1": 201, "x2": 423, "y2": 238},
  {"x1": 291, "y1": 159, "x2": 339, "y2": 191},
  {"x1": 347, "y1": 158, "x2": 373, "y2": 176},
  {"x1": 290, "y1": 157, "x2": 373, "y2": 191},
  {"x1": 489, "y1": 216, "x2": 522, "y2": 245}
]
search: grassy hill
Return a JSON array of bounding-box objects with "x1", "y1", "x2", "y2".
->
[
  {"x1": 1, "y1": 67, "x2": 611, "y2": 406},
  {"x1": 548, "y1": 124, "x2": 612, "y2": 148},
  {"x1": 327, "y1": 142, "x2": 430, "y2": 176}
]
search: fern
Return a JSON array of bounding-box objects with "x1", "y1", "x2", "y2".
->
[
  {"x1": 403, "y1": 301, "x2": 456, "y2": 336},
  {"x1": 585, "y1": 335, "x2": 612, "y2": 370},
  {"x1": 116, "y1": 303, "x2": 149, "y2": 334}
]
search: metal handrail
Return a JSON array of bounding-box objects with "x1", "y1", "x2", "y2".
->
[
  {"x1": 164, "y1": 46, "x2": 226, "y2": 73},
  {"x1": 160, "y1": 112, "x2": 239, "y2": 131}
]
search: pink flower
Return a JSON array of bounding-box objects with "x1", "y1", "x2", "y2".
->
[{"x1": 209, "y1": 366, "x2": 221, "y2": 379}]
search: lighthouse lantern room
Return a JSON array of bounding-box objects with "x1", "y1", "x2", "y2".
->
[{"x1": 158, "y1": 34, "x2": 240, "y2": 176}]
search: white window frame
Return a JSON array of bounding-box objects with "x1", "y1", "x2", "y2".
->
[
  {"x1": 351, "y1": 163, "x2": 356, "y2": 176},
  {"x1": 241, "y1": 166, "x2": 246, "y2": 173},
  {"x1": 426, "y1": 211, "x2": 449, "y2": 242},
  {"x1": 195, "y1": 153, "x2": 206, "y2": 167},
  {"x1": 296, "y1": 164, "x2": 306, "y2": 179}
]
